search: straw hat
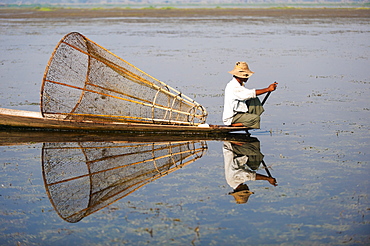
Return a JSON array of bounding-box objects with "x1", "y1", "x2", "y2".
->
[
  {"x1": 229, "y1": 183, "x2": 254, "y2": 204},
  {"x1": 228, "y1": 61, "x2": 254, "y2": 78}
]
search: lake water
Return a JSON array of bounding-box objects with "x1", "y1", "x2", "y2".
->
[{"x1": 0, "y1": 12, "x2": 369, "y2": 245}]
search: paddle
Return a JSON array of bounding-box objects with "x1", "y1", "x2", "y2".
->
[
  {"x1": 261, "y1": 91, "x2": 271, "y2": 106},
  {"x1": 261, "y1": 160, "x2": 272, "y2": 178},
  {"x1": 261, "y1": 160, "x2": 278, "y2": 186},
  {"x1": 261, "y1": 81, "x2": 277, "y2": 106}
]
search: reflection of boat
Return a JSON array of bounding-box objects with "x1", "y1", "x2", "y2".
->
[
  {"x1": 42, "y1": 139, "x2": 207, "y2": 223},
  {"x1": 0, "y1": 129, "x2": 252, "y2": 146}
]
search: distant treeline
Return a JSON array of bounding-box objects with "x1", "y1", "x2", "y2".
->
[{"x1": 1, "y1": 0, "x2": 369, "y2": 9}]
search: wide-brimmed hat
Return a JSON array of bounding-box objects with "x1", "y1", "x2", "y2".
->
[
  {"x1": 229, "y1": 189, "x2": 254, "y2": 204},
  {"x1": 228, "y1": 61, "x2": 254, "y2": 78},
  {"x1": 229, "y1": 183, "x2": 254, "y2": 204}
]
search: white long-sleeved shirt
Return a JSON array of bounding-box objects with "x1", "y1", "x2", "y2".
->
[
  {"x1": 223, "y1": 142, "x2": 256, "y2": 189},
  {"x1": 222, "y1": 78, "x2": 256, "y2": 125}
]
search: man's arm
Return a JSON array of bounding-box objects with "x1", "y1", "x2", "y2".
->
[
  {"x1": 256, "y1": 82, "x2": 278, "y2": 96},
  {"x1": 256, "y1": 173, "x2": 278, "y2": 186}
]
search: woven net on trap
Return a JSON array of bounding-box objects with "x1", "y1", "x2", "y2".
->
[
  {"x1": 41, "y1": 32, "x2": 207, "y2": 125},
  {"x1": 42, "y1": 140, "x2": 207, "y2": 223}
]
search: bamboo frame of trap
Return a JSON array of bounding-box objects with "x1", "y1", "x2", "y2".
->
[{"x1": 41, "y1": 32, "x2": 207, "y2": 126}]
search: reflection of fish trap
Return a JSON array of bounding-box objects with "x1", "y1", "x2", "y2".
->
[
  {"x1": 42, "y1": 140, "x2": 207, "y2": 223},
  {"x1": 41, "y1": 32, "x2": 207, "y2": 125}
]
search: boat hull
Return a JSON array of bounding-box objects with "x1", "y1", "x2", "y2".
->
[{"x1": 0, "y1": 108, "x2": 248, "y2": 135}]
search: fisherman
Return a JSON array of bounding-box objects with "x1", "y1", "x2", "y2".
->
[{"x1": 222, "y1": 61, "x2": 278, "y2": 128}]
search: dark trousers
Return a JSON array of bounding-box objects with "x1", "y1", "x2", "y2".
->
[{"x1": 231, "y1": 98, "x2": 264, "y2": 129}]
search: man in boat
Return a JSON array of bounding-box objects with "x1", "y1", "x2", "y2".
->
[{"x1": 222, "y1": 61, "x2": 278, "y2": 128}]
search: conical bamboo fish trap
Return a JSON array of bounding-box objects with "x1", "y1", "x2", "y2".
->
[
  {"x1": 41, "y1": 32, "x2": 207, "y2": 125},
  {"x1": 42, "y1": 140, "x2": 207, "y2": 223}
]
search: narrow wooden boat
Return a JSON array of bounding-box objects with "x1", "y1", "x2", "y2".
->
[{"x1": 0, "y1": 107, "x2": 249, "y2": 135}]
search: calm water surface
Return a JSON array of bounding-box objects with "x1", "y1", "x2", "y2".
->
[{"x1": 0, "y1": 14, "x2": 369, "y2": 245}]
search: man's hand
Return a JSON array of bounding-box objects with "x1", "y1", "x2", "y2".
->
[
  {"x1": 256, "y1": 82, "x2": 279, "y2": 96},
  {"x1": 268, "y1": 177, "x2": 278, "y2": 186},
  {"x1": 268, "y1": 82, "x2": 278, "y2": 92}
]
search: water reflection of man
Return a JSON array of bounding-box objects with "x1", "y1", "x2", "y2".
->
[
  {"x1": 222, "y1": 61, "x2": 278, "y2": 128},
  {"x1": 223, "y1": 139, "x2": 277, "y2": 204}
]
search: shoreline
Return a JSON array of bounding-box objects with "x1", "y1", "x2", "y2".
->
[{"x1": 1, "y1": 8, "x2": 369, "y2": 19}]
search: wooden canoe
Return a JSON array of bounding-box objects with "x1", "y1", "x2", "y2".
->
[{"x1": 0, "y1": 107, "x2": 249, "y2": 135}]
